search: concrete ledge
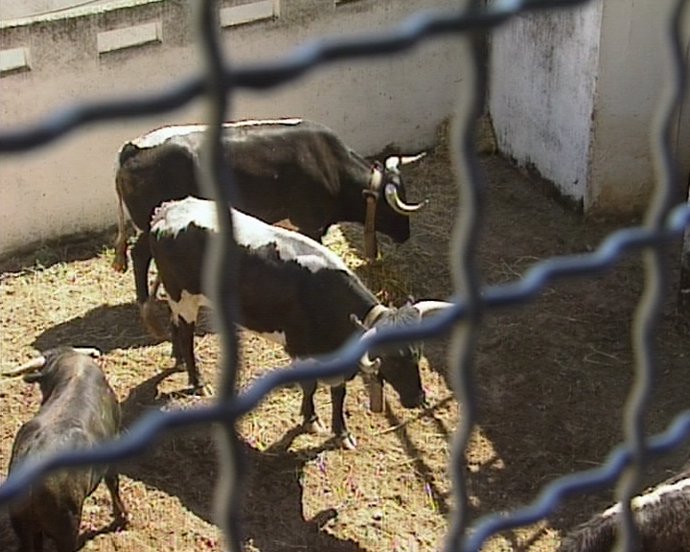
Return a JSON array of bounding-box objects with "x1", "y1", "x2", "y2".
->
[
  {"x1": 97, "y1": 21, "x2": 162, "y2": 54},
  {"x1": 220, "y1": 1, "x2": 279, "y2": 28},
  {"x1": 0, "y1": 47, "x2": 30, "y2": 75}
]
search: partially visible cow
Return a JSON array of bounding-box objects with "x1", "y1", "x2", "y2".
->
[
  {"x1": 146, "y1": 196, "x2": 451, "y2": 448},
  {"x1": 113, "y1": 118, "x2": 427, "y2": 309},
  {"x1": 558, "y1": 465, "x2": 690, "y2": 552},
  {"x1": 4, "y1": 347, "x2": 128, "y2": 552}
]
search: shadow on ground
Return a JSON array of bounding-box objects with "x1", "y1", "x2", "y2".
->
[
  {"x1": 32, "y1": 303, "x2": 164, "y2": 354},
  {"x1": 117, "y1": 370, "x2": 362, "y2": 552},
  {"x1": 338, "y1": 153, "x2": 690, "y2": 540}
]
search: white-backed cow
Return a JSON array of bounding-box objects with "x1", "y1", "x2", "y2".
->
[
  {"x1": 113, "y1": 118, "x2": 427, "y2": 310},
  {"x1": 5, "y1": 347, "x2": 128, "y2": 552},
  {"x1": 559, "y1": 466, "x2": 690, "y2": 552},
  {"x1": 146, "y1": 196, "x2": 451, "y2": 448}
]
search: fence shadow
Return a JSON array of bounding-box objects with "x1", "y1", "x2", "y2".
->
[
  {"x1": 337, "y1": 154, "x2": 690, "y2": 540},
  {"x1": 117, "y1": 372, "x2": 362, "y2": 552}
]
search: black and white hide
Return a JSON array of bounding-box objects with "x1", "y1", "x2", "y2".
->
[
  {"x1": 559, "y1": 466, "x2": 690, "y2": 552},
  {"x1": 146, "y1": 196, "x2": 452, "y2": 448}
]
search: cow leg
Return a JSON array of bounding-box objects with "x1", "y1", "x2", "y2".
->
[
  {"x1": 131, "y1": 232, "x2": 153, "y2": 307},
  {"x1": 10, "y1": 517, "x2": 39, "y2": 552},
  {"x1": 300, "y1": 227, "x2": 326, "y2": 242},
  {"x1": 330, "y1": 384, "x2": 356, "y2": 450},
  {"x1": 300, "y1": 380, "x2": 326, "y2": 434},
  {"x1": 48, "y1": 508, "x2": 80, "y2": 552},
  {"x1": 174, "y1": 319, "x2": 208, "y2": 395},
  {"x1": 170, "y1": 321, "x2": 183, "y2": 367},
  {"x1": 33, "y1": 532, "x2": 43, "y2": 552},
  {"x1": 104, "y1": 470, "x2": 129, "y2": 528}
]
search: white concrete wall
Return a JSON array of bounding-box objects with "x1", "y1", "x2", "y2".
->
[
  {"x1": 489, "y1": 0, "x2": 690, "y2": 215},
  {"x1": 489, "y1": 2, "x2": 603, "y2": 206},
  {"x1": 0, "y1": 0, "x2": 118, "y2": 20},
  {"x1": 0, "y1": 0, "x2": 466, "y2": 257},
  {"x1": 588, "y1": 0, "x2": 690, "y2": 212}
]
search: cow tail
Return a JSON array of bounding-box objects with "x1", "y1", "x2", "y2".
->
[
  {"x1": 112, "y1": 143, "x2": 142, "y2": 273},
  {"x1": 112, "y1": 185, "x2": 129, "y2": 273}
]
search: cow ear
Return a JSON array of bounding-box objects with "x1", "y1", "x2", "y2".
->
[
  {"x1": 384, "y1": 156, "x2": 400, "y2": 172},
  {"x1": 349, "y1": 313, "x2": 367, "y2": 331}
]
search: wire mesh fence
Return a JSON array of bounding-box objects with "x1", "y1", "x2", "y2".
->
[{"x1": 1, "y1": 0, "x2": 689, "y2": 551}]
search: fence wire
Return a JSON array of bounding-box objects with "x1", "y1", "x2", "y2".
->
[{"x1": 1, "y1": 0, "x2": 689, "y2": 551}]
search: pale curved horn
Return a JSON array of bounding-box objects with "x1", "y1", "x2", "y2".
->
[
  {"x1": 358, "y1": 327, "x2": 382, "y2": 374},
  {"x1": 72, "y1": 347, "x2": 102, "y2": 358},
  {"x1": 413, "y1": 300, "x2": 455, "y2": 318},
  {"x1": 384, "y1": 183, "x2": 428, "y2": 215},
  {"x1": 1, "y1": 356, "x2": 46, "y2": 378},
  {"x1": 399, "y1": 152, "x2": 427, "y2": 165}
]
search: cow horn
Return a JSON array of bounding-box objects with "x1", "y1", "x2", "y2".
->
[
  {"x1": 413, "y1": 300, "x2": 455, "y2": 318},
  {"x1": 400, "y1": 152, "x2": 427, "y2": 165},
  {"x1": 1, "y1": 356, "x2": 46, "y2": 378},
  {"x1": 384, "y1": 183, "x2": 428, "y2": 215},
  {"x1": 72, "y1": 347, "x2": 102, "y2": 358},
  {"x1": 358, "y1": 327, "x2": 382, "y2": 374}
]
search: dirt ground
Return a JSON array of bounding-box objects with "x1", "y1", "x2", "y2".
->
[{"x1": 1, "y1": 132, "x2": 689, "y2": 552}]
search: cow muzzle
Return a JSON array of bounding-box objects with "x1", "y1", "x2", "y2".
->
[{"x1": 400, "y1": 389, "x2": 427, "y2": 409}]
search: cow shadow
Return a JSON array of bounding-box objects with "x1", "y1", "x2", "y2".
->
[
  {"x1": 117, "y1": 372, "x2": 362, "y2": 552},
  {"x1": 31, "y1": 303, "x2": 165, "y2": 354}
]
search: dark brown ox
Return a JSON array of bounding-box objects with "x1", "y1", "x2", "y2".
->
[
  {"x1": 5, "y1": 347, "x2": 128, "y2": 552},
  {"x1": 113, "y1": 118, "x2": 426, "y2": 309}
]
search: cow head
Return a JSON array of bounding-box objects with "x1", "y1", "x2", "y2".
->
[
  {"x1": 370, "y1": 156, "x2": 428, "y2": 244},
  {"x1": 356, "y1": 300, "x2": 452, "y2": 408},
  {"x1": 4, "y1": 347, "x2": 101, "y2": 400}
]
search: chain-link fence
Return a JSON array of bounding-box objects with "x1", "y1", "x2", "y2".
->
[{"x1": 1, "y1": 0, "x2": 690, "y2": 551}]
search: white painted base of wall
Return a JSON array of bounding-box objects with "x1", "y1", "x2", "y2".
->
[{"x1": 0, "y1": 0, "x2": 466, "y2": 257}]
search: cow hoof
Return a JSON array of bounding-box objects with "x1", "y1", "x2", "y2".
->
[
  {"x1": 304, "y1": 418, "x2": 328, "y2": 435},
  {"x1": 112, "y1": 257, "x2": 127, "y2": 273},
  {"x1": 338, "y1": 433, "x2": 357, "y2": 450},
  {"x1": 191, "y1": 383, "x2": 213, "y2": 397},
  {"x1": 114, "y1": 512, "x2": 130, "y2": 530}
]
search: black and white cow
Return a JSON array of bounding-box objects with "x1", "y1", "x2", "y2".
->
[
  {"x1": 5, "y1": 347, "x2": 128, "y2": 552},
  {"x1": 559, "y1": 465, "x2": 690, "y2": 552},
  {"x1": 146, "y1": 196, "x2": 451, "y2": 448},
  {"x1": 113, "y1": 118, "x2": 427, "y2": 309}
]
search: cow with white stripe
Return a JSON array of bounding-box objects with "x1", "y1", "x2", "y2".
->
[
  {"x1": 113, "y1": 118, "x2": 427, "y2": 312},
  {"x1": 559, "y1": 465, "x2": 690, "y2": 551},
  {"x1": 146, "y1": 196, "x2": 451, "y2": 448}
]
